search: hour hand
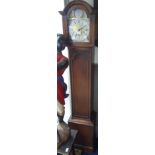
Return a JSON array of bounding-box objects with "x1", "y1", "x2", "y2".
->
[{"x1": 78, "y1": 25, "x2": 87, "y2": 31}]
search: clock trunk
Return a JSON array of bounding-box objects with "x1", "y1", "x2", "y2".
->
[{"x1": 68, "y1": 47, "x2": 95, "y2": 152}]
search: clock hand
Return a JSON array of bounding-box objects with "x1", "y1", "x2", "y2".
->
[{"x1": 77, "y1": 25, "x2": 87, "y2": 31}]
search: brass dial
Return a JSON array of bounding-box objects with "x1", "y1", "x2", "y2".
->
[{"x1": 68, "y1": 9, "x2": 90, "y2": 42}]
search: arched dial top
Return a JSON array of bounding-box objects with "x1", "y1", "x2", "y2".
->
[{"x1": 68, "y1": 8, "x2": 90, "y2": 42}]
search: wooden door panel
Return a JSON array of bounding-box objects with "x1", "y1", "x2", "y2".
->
[{"x1": 69, "y1": 48, "x2": 92, "y2": 118}]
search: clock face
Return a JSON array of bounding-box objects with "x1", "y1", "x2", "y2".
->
[{"x1": 68, "y1": 9, "x2": 90, "y2": 42}]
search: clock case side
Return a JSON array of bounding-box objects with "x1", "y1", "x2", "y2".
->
[{"x1": 59, "y1": 0, "x2": 96, "y2": 48}]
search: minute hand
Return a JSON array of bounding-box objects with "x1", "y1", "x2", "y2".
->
[{"x1": 78, "y1": 25, "x2": 87, "y2": 31}]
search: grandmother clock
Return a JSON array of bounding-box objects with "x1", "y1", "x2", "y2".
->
[{"x1": 59, "y1": 0, "x2": 96, "y2": 151}]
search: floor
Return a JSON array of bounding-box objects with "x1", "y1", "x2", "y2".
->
[
  {"x1": 58, "y1": 139, "x2": 98, "y2": 155},
  {"x1": 81, "y1": 138, "x2": 98, "y2": 155}
]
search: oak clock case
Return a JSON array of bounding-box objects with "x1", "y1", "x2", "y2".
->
[{"x1": 59, "y1": 0, "x2": 96, "y2": 152}]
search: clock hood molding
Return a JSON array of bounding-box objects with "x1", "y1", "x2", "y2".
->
[{"x1": 59, "y1": 0, "x2": 95, "y2": 17}]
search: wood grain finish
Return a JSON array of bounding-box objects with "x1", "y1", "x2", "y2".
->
[
  {"x1": 68, "y1": 47, "x2": 95, "y2": 152},
  {"x1": 69, "y1": 47, "x2": 92, "y2": 119},
  {"x1": 68, "y1": 117, "x2": 94, "y2": 152}
]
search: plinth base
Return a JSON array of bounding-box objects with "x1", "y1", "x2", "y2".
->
[{"x1": 68, "y1": 117, "x2": 94, "y2": 152}]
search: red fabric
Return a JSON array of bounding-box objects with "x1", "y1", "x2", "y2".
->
[
  {"x1": 57, "y1": 53, "x2": 68, "y2": 105},
  {"x1": 57, "y1": 80, "x2": 65, "y2": 105},
  {"x1": 57, "y1": 53, "x2": 68, "y2": 76}
]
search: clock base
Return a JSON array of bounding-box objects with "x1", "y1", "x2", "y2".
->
[{"x1": 68, "y1": 117, "x2": 94, "y2": 152}]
